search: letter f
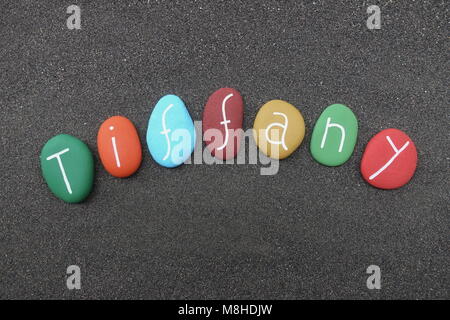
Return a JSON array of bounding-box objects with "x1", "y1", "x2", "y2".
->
[
  {"x1": 161, "y1": 104, "x2": 174, "y2": 161},
  {"x1": 217, "y1": 93, "x2": 234, "y2": 151}
]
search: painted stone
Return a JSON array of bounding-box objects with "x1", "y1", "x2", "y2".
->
[
  {"x1": 310, "y1": 104, "x2": 358, "y2": 166},
  {"x1": 146, "y1": 94, "x2": 196, "y2": 168},
  {"x1": 40, "y1": 134, "x2": 94, "y2": 203},
  {"x1": 253, "y1": 100, "x2": 305, "y2": 159},
  {"x1": 361, "y1": 128, "x2": 417, "y2": 190},
  {"x1": 97, "y1": 115, "x2": 142, "y2": 178},
  {"x1": 202, "y1": 88, "x2": 244, "y2": 160}
]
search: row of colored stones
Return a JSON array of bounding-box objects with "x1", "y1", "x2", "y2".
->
[{"x1": 40, "y1": 88, "x2": 418, "y2": 203}]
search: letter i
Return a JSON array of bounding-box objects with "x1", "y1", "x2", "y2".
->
[{"x1": 110, "y1": 126, "x2": 121, "y2": 168}]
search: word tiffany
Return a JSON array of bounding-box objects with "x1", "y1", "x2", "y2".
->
[{"x1": 40, "y1": 88, "x2": 418, "y2": 203}]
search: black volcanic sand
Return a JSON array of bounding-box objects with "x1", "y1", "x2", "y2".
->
[{"x1": 0, "y1": 0, "x2": 447, "y2": 299}]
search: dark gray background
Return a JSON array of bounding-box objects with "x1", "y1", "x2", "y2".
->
[{"x1": 0, "y1": 0, "x2": 448, "y2": 299}]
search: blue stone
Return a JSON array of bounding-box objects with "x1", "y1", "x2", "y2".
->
[{"x1": 146, "y1": 95, "x2": 196, "y2": 168}]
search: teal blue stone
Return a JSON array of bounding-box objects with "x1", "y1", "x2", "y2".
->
[{"x1": 146, "y1": 95, "x2": 196, "y2": 168}]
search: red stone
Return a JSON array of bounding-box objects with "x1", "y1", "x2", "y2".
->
[
  {"x1": 361, "y1": 128, "x2": 417, "y2": 189},
  {"x1": 97, "y1": 116, "x2": 142, "y2": 178},
  {"x1": 202, "y1": 88, "x2": 244, "y2": 160}
]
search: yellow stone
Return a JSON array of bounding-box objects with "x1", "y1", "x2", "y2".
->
[{"x1": 253, "y1": 100, "x2": 306, "y2": 159}]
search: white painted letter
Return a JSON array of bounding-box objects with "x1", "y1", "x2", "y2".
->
[
  {"x1": 46, "y1": 148, "x2": 72, "y2": 194},
  {"x1": 369, "y1": 136, "x2": 409, "y2": 180},
  {"x1": 160, "y1": 104, "x2": 174, "y2": 161},
  {"x1": 320, "y1": 117, "x2": 346, "y2": 153},
  {"x1": 217, "y1": 93, "x2": 234, "y2": 151},
  {"x1": 265, "y1": 112, "x2": 288, "y2": 151},
  {"x1": 109, "y1": 126, "x2": 121, "y2": 168}
]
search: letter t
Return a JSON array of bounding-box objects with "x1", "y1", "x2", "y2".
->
[{"x1": 46, "y1": 148, "x2": 73, "y2": 194}]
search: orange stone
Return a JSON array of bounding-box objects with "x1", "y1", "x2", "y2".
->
[{"x1": 97, "y1": 116, "x2": 142, "y2": 178}]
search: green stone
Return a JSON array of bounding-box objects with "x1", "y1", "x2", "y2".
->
[
  {"x1": 310, "y1": 104, "x2": 358, "y2": 166},
  {"x1": 40, "y1": 134, "x2": 94, "y2": 203}
]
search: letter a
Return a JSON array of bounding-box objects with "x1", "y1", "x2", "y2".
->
[
  {"x1": 367, "y1": 5, "x2": 381, "y2": 30},
  {"x1": 366, "y1": 265, "x2": 381, "y2": 290},
  {"x1": 66, "y1": 265, "x2": 81, "y2": 290},
  {"x1": 265, "y1": 112, "x2": 288, "y2": 151},
  {"x1": 320, "y1": 117, "x2": 346, "y2": 153},
  {"x1": 67, "y1": 5, "x2": 81, "y2": 30}
]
